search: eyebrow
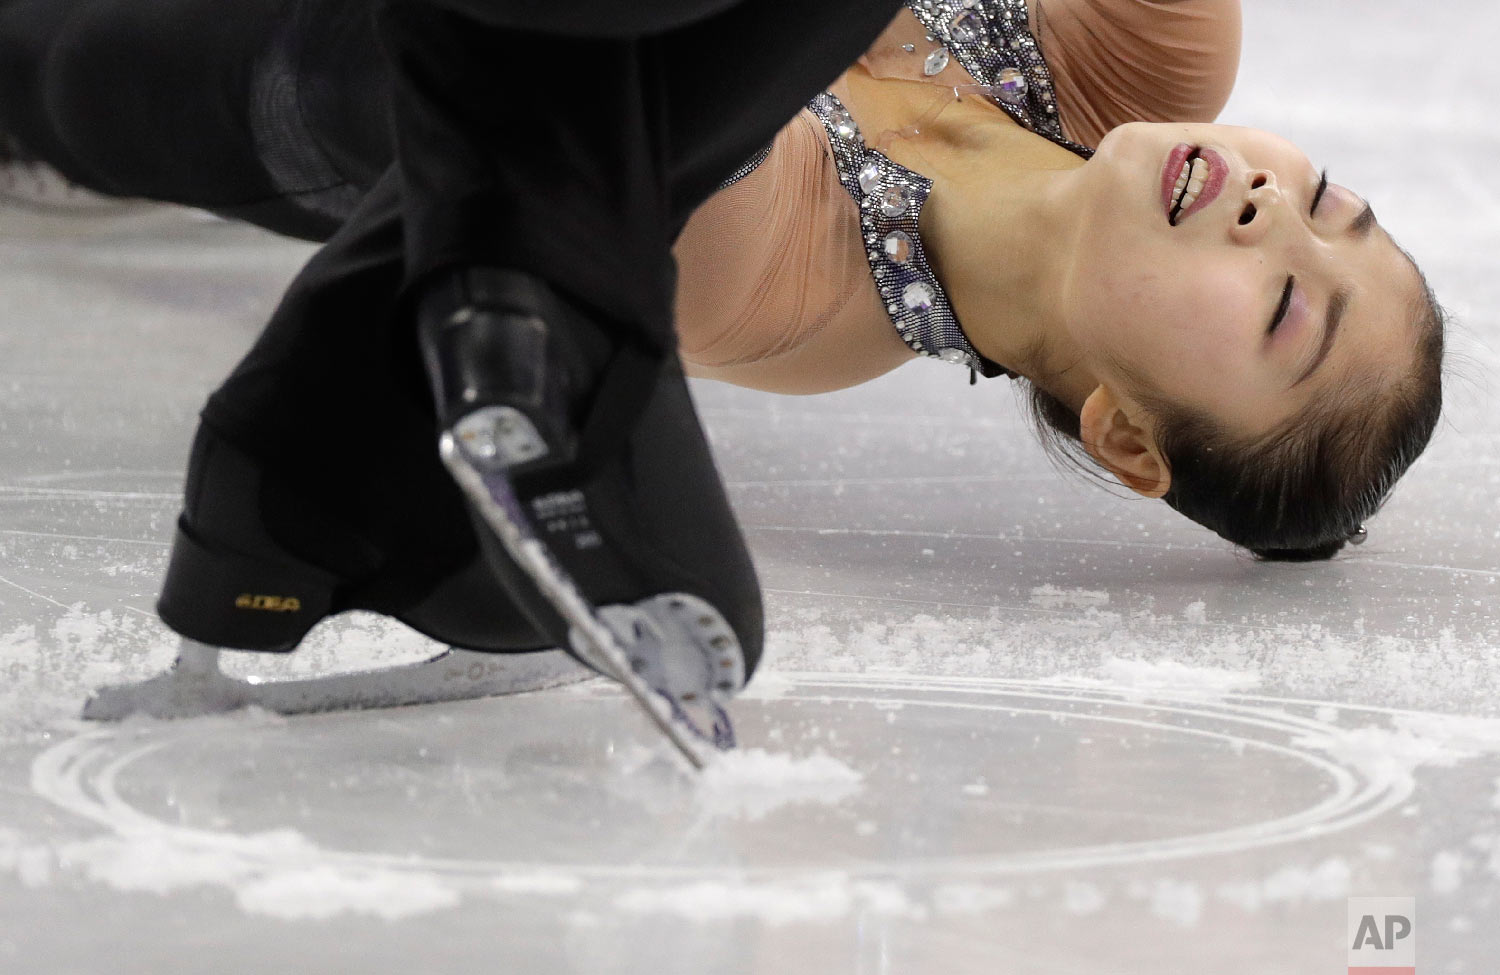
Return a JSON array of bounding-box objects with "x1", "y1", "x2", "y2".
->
[{"x1": 1289, "y1": 202, "x2": 1377, "y2": 387}]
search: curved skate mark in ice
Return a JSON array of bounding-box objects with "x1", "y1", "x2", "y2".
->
[
  {"x1": 30, "y1": 671, "x2": 1500, "y2": 929},
  {"x1": 613, "y1": 875, "x2": 914, "y2": 924},
  {"x1": 30, "y1": 729, "x2": 468, "y2": 920},
  {"x1": 0, "y1": 570, "x2": 72, "y2": 610},
  {"x1": 776, "y1": 675, "x2": 1391, "y2": 874},
  {"x1": 1067, "y1": 657, "x2": 1263, "y2": 702},
  {"x1": 0, "y1": 484, "x2": 178, "y2": 503},
  {"x1": 0, "y1": 528, "x2": 171, "y2": 548},
  {"x1": 1028, "y1": 585, "x2": 1110, "y2": 610},
  {"x1": 14, "y1": 468, "x2": 181, "y2": 485}
]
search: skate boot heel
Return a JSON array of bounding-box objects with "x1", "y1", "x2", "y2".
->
[
  {"x1": 157, "y1": 518, "x2": 338, "y2": 652},
  {"x1": 151, "y1": 424, "x2": 352, "y2": 653}
]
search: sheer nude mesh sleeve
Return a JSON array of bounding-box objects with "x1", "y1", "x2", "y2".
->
[
  {"x1": 672, "y1": 108, "x2": 915, "y2": 394},
  {"x1": 1032, "y1": 0, "x2": 1242, "y2": 146},
  {"x1": 856, "y1": 1, "x2": 1241, "y2": 148},
  {"x1": 669, "y1": 2, "x2": 1244, "y2": 393}
]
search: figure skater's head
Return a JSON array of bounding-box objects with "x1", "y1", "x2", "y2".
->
[{"x1": 1030, "y1": 122, "x2": 1445, "y2": 560}]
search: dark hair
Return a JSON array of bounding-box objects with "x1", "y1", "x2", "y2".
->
[{"x1": 1025, "y1": 269, "x2": 1446, "y2": 562}]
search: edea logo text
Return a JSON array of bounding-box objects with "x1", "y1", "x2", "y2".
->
[{"x1": 1348, "y1": 897, "x2": 1416, "y2": 975}]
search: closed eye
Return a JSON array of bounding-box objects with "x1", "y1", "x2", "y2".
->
[
  {"x1": 1269, "y1": 276, "x2": 1294, "y2": 334},
  {"x1": 1311, "y1": 169, "x2": 1330, "y2": 213}
]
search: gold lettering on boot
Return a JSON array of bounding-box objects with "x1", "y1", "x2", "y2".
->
[{"x1": 234, "y1": 594, "x2": 303, "y2": 613}]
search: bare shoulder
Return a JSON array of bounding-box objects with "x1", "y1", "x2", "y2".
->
[{"x1": 1029, "y1": 0, "x2": 1243, "y2": 144}]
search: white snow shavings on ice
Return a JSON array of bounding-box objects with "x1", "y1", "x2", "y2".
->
[
  {"x1": 613, "y1": 876, "x2": 914, "y2": 925},
  {"x1": 1292, "y1": 714, "x2": 1500, "y2": 794},
  {"x1": 52, "y1": 828, "x2": 460, "y2": 921},
  {"x1": 1146, "y1": 879, "x2": 1204, "y2": 927},
  {"x1": 1431, "y1": 850, "x2": 1467, "y2": 895},
  {"x1": 931, "y1": 884, "x2": 1016, "y2": 914},
  {"x1": 1095, "y1": 657, "x2": 1261, "y2": 701},
  {"x1": 1029, "y1": 585, "x2": 1110, "y2": 609},
  {"x1": 1215, "y1": 859, "x2": 1351, "y2": 911},
  {"x1": 1063, "y1": 881, "x2": 1106, "y2": 915},
  {"x1": 697, "y1": 748, "x2": 864, "y2": 821}
]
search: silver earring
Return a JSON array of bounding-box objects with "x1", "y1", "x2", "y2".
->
[{"x1": 1348, "y1": 525, "x2": 1368, "y2": 545}]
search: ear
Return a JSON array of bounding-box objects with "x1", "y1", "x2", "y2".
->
[{"x1": 1078, "y1": 385, "x2": 1172, "y2": 499}]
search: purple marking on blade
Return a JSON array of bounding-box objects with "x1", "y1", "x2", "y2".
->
[
  {"x1": 479, "y1": 469, "x2": 533, "y2": 526},
  {"x1": 712, "y1": 706, "x2": 736, "y2": 750},
  {"x1": 667, "y1": 699, "x2": 718, "y2": 749}
]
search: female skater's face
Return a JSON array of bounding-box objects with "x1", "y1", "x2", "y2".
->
[{"x1": 1062, "y1": 122, "x2": 1425, "y2": 438}]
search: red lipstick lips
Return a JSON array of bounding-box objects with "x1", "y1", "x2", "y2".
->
[
  {"x1": 1176, "y1": 149, "x2": 1226, "y2": 225},
  {"x1": 1162, "y1": 145, "x2": 1228, "y2": 226},
  {"x1": 1161, "y1": 143, "x2": 1194, "y2": 221}
]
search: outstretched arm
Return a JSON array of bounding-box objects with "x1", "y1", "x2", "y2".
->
[{"x1": 1031, "y1": 0, "x2": 1242, "y2": 146}]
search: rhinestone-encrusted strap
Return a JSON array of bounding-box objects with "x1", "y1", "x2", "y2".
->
[
  {"x1": 806, "y1": 92, "x2": 1011, "y2": 380},
  {"x1": 907, "y1": 0, "x2": 1094, "y2": 160}
]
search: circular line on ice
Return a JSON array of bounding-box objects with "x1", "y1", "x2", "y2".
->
[{"x1": 30, "y1": 674, "x2": 1417, "y2": 885}]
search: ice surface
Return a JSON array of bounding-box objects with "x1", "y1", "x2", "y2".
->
[
  {"x1": 696, "y1": 748, "x2": 864, "y2": 820},
  {"x1": 3, "y1": 0, "x2": 1500, "y2": 971}
]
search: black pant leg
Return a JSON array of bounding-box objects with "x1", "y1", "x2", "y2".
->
[
  {"x1": 0, "y1": 0, "x2": 383, "y2": 241},
  {"x1": 200, "y1": 167, "x2": 491, "y2": 608},
  {"x1": 377, "y1": 11, "x2": 676, "y2": 348},
  {"x1": 200, "y1": 0, "x2": 907, "y2": 564},
  {"x1": 375, "y1": 0, "x2": 904, "y2": 350},
  {"x1": 657, "y1": 0, "x2": 907, "y2": 232},
  {"x1": 201, "y1": 167, "x2": 440, "y2": 551}
]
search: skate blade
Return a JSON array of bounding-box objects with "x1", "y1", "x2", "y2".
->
[
  {"x1": 594, "y1": 594, "x2": 743, "y2": 750},
  {"x1": 439, "y1": 429, "x2": 742, "y2": 771},
  {"x1": 82, "y1": 646, "x2": 589, "y2": 721}
]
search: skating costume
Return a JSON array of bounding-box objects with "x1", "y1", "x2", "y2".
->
[
  {"x1": 670, "y1": 0, "x2": 1239, "y2": 394},
  {"x1": 0, "y1": 0, "x2": 914, "y2": 753},
  {"x1": 697, "y1": 0, "x2": 1097, "y2": 387},
  {"x1": 0, "y1": 0, "x2": 1238, "y2": 750},
  {"x1": 0, "y1": 0, "x2": 1238, "y2": 396}
]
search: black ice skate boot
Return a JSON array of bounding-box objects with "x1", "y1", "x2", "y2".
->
[
  {"x1": 82, "y1": 422, "x2": 588, "y2": 721},
  {"x1": 418, "y1": 266, "x2": 764, "y2": 765}
]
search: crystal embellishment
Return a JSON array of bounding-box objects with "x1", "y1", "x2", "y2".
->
[
  {"x1": 949, "y1": 10, "x2": 982, "y2": 44},
  {"x1": 879, "y1": 184, "x2": 913, "y2": 217},
  {"x1": 883, "y1": 230, "x2": 913, "y2": 264},
  {"x1": 829, "y1": 107, "x2": 858, "y2": 141},
  {"x1": 994, "y1": 67, "x2": 1028, "y2": 105},
  {"x1": 796, "y1": 0, "x2": 1087, "y2": 384},
  {"x1": 902, "y1": 281, "x2": 935, "y2": 313}
]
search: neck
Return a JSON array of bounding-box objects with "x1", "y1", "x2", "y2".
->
[{"x1": 913, "y1": 115, "x2": 1099, "y2": 411}]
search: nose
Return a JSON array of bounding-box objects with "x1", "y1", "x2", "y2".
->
[{"x1": 1229, "y1": 169, "x2": 1283, "y2": 245}]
